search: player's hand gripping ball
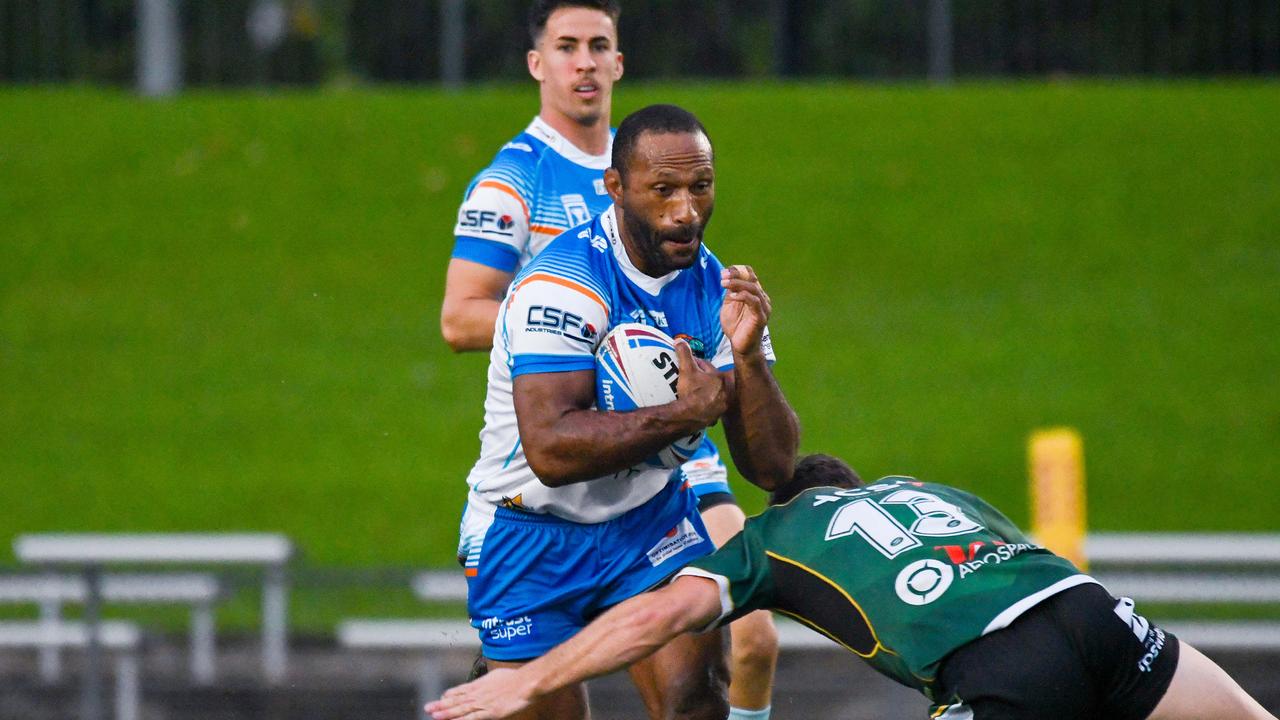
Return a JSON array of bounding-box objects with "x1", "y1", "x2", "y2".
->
[{"x1": 595, "y1": 323, "x2": 704, "y2": 468}]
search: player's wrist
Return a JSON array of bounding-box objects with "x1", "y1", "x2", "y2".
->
[
  {"x1": 663, "y1": 399, "x2": 715, "y2": 438},
  {"x1": 521, "y1": 663, "x2": 557, "y2": 705},
  {"x1": 732, "y1": 343, "x2": 768, "y2": 366}
]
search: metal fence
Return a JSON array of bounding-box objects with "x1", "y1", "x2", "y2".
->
[{"x1": 2, "y1": 0, "x2": 1279, "y2": 88}]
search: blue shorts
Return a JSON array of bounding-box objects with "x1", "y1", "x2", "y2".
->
[
  {"x1": 673, "y1": 437, "x2": 734, "y2": 501},
  {"x1": 466, "y1": 480, "x2": 715, "y2": 661}
]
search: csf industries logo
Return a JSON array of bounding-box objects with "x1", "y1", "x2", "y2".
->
[
  {"x1": 459, "y1": 209, "x2": 517, "y2": 237},
  {"x1": 526, "y1": 305, "x2": 597, "y2": 346}
]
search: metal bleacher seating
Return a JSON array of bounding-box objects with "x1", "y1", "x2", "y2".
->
[
  {"x1": 0, "y1": 620, "x2": 143, "y2": 720},
  {"x1": 0, "y1": 572, "x2": 222, "y2": 684}
]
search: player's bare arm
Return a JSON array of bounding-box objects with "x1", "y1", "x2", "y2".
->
[
  {"x1": 440, "y1": 259, "x2": 514, "y2": 352},
  {"x1": 514, "y1": 341, "x2": 727, "y2": 485},
  {"x1": 718, "y1": 263, "x2": 800, "y2": 490},
  {"x1": 426, "y1": 576, "x2": 721, "y2": 720}
]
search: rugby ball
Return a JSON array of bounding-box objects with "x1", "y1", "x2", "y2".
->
[{"x1": 595, "y1": 323, "x2": 704, "y2": 468}]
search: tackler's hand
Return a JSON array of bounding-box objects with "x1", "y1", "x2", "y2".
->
[
  {"x1": 426, "y1": 668, "x2": 529, "y2": 720},
  {"x1": 720, "y1": 264, "x2": 772, "y2": 358}
]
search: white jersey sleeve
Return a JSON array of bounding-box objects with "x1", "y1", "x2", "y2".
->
[
  {"x1": 451, "y1": 143, "x2": 538, "y2": 273},
  {"x1": 504, "y1": 269, "x2": 610, "y2": 377},
  {"x1": 452, "y1": 182, "x2": 532, "y2": 272}
]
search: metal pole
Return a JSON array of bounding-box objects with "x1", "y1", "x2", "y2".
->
[
  {"x1": 927, "y1": 0, "x2": 955, "y2": 83},
  {"x1": 82, "y1": 565, "x2": 105, "y2": 720},
  {"x1": 39, "y1": 0, "x2": 59, "y2": 79},
  {"x1": 136, "y1": 0, "x2": 182, "y2": 97},
  {"x1": 771, "y1": 0, "x2": 794, "y2": 77},
  {"x1": 418, "y1": 655, "x2": 444, "y2": 720},
  {"x1": 37, "y1": 573, "x2": 62, "y2": 683},
  {"x1": 191, "y1": 601, "x2": 216, "y2": 684},
  {"x1": 262, "y1": 564, "x2": 288, "y2": 683},
  {"x1": 114, "y1": 652, "x2": 140, "y2": 720},
  {"x1": 440, "y1": 0, "x2": 465, "y2": 89}
]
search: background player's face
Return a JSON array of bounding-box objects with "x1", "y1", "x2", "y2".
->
[
  {"x1": 528, "y1": 8, "x2": 623, "y2": 128},
  {"x1": 608, "y1": 130, "x2": 716, "y2": 277}
]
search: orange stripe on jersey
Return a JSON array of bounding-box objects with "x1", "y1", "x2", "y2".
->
[
  {"x1": 530, "y1": 224, "x2": 567, "y2": 237},
  {"x1": 475, "y1": 180, "x2": 530, "y2": 221},
  {"x1": 515, "y1": 272, "x2": 608, "y2": 316},
  {"x1": 464, "y1": 568, "x2": 478, "y2": 577}
]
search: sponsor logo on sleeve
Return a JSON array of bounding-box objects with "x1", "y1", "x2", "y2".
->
[
  {"x1": 524, "y1": 306, "x2": 597, "y2": 345},
  {"x1": 459, "y1": 209, "x2": 517, "y2": 238}
]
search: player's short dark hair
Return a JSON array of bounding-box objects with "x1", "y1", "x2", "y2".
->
[
  {"x1": 611, "y1": 104, "x2": 712, "y2": 183},
  {"x1": 528, "y1": 0, "x2": 621, "y2": 46},
  {"x1": 769, "y1": 454, "x2": 864, "y2": 506}
]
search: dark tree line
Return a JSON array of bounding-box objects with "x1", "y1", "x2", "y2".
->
[{"x1": 3, "y1": 0, "x2": 1278, "y2": 84}]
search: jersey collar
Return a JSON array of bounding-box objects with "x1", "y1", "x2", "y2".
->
[
  {"x1": 527, "y1": 116, "x2": 613, "y2": 170},
  {"x1": 601, "y1": 205, "x2": 682, "y2": 295}
]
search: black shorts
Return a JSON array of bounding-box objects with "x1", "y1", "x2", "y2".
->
[
  {"x1": 931, "y1": 582, "x2": 1180, "y2": 720},
  {"x1": 696, "y1": 491, "x2": 736, "y2": 512}
]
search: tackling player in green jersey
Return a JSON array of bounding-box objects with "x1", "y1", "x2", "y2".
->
[{"x1": 427, "y1": 454, "x2": 1275, "y2": 720}]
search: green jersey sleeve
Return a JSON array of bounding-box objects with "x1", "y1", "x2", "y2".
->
[{"x1": 674, "y1": 523, "x2": 776, "y2": 630}]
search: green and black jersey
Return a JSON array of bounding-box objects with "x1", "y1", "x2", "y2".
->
[{"x1": 677, "y1": 477, "x2": 1093, "y2": 699}]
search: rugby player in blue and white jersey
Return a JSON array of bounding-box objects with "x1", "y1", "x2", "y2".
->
[
  {"x1": 440, "y1": 4, "x2": 779, "y2": 717},
  {"x1": 456, "y1": 104, "x2": 799, "y2": 720},
  {"x1": 440, "y1": 1, "x2": 622, "y2": 353}
]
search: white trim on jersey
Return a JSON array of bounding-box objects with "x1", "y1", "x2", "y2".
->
[
  {"x1": 672, "y1": 566, "x2": 735, "y2": 632},
  {"x1": 527, "y1": 116, "x2": 613, "y2": 170},
  {"x1": 982, "y1": 574, "x2": 1100, "y2": 635},
  {"x1": 601, "y1": 206, "x2": 684, "y2": 294}
]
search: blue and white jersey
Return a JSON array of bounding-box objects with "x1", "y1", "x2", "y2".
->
[
  {"x1": 462, "y1": 206, "x2": 776, "y2": 529},
  {"x1": 451, "y1": 117, "x2": 614, "y2": 274}
]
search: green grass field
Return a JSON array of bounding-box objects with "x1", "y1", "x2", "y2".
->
[{"x1": 2, "y1": 81, "x2": 1278, "y2": 589}]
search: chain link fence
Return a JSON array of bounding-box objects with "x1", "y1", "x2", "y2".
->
[{"x1": 2, "y1": 0, "x2": 1278, "y2": 87}]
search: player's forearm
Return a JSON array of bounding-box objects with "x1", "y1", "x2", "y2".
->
[
  {"x1": 522, "y1": 593, "x2": 694, "y2": 700},
  {"x1": 525, "y1": 405, "x2": 704, "y2": 486},
  {"x1": 439, "y1": 296, "x2": 500, "y2": 352},
  {"x1": 723, "y1": 349, "x2": 799, "y2": 490}
]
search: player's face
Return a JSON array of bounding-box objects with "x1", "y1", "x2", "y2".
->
[
  {"x1": 528, "y1": 8, "x2": 623, "y2": 127},
  {"x1": 609, "y1": 131, "x2": 715, "y2": 277}
]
